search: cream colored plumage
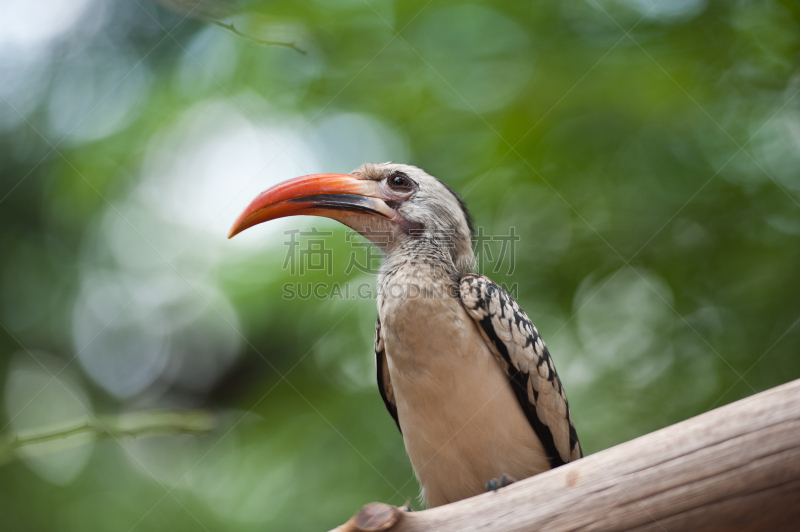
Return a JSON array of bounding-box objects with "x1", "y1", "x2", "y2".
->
[
  {"x1": 229, "y1": 161, "x2": 581, "y2": 508},
  {"x1": 375, "y1": 263, "x2": 554, "y2": 506},
  {"x1": 362, "y1": 163, "x2": 581, "y2": 507}
]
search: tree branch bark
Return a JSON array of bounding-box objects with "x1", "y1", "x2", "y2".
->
[
  {"x1": 211, "y1": 21, "x2": 306, "y2": 54},
  {"x1": 333, "y1": 379, "x2": 800, "y2": 532},
  {"x1": 0, "y1": 409, "x2": 217, "y2": 465}
]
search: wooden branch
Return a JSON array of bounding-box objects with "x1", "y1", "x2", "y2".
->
[
  {"x1": 152, "y1": 0, "x2": 306, "y2": 54},
  {"x1": 211, "y1": 21, "x2": 306, "y2": 55},
  {"x1": 332, "y1": 379, "x2": 800, "y2": 532},
  {"x1": 0, "y1": 409, "x2": 217, "y2": 465}
]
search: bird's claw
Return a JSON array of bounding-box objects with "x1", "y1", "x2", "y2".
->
[{"x1": 485, "y1": 474, "x2": 517, "y2": 492}]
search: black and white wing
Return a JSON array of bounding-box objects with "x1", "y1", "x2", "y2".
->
[
  {"x1": 460, "y1": 273, "x2": 582, "y2": 467},
  {"x1": 375, "y1": 316, "x2": 401, "y2": 434}
]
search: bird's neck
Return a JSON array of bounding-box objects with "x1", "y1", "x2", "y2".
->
[
  {"x1": 377, "y1": 237, "x2": 465, "y2": 303},
  {"x1": 380, "y1": 232, "x2": 475, "y2": 283}
]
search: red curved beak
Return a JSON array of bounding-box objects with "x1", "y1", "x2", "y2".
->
[{"x1": 228, "y1": 173, "x2": 395, "y2": 239}]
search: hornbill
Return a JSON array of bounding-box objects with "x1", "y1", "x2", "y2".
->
[{"x1": 229, "y1": 162, "x2": 582, "y2": 507}]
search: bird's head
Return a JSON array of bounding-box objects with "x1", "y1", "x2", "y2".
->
[{"x1": 229, "y1": 162, "x2": 475, "y2": 275}]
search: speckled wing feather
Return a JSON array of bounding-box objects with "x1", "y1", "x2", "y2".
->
[
  {"x1": 460, "y1": 273, "x2": 582, "y2": 467},
  {"x1": 375, "y1": 316, "x2": 401, "y2": 434}
]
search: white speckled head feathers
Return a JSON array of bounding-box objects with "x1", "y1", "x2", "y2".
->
[{"x1": 352, "y1": 162, "x2": 476, "y2": 278}]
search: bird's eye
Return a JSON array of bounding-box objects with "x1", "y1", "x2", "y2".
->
[{"x1": 388, "y1": 172, "x2": 413, "y2": 190}]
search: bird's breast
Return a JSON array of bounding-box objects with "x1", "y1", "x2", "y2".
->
[{"x1": 377, "y1": 277, "x2": 549, "y2": 507}]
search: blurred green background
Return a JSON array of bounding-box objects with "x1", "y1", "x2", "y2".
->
[{"x1": 1, "y1": 0, "x2": 799, "y2": 529}]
